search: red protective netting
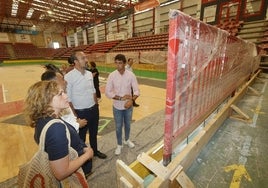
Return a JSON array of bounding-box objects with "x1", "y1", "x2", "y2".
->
[{"x1": 163, "y1": 10, "x2": 259, "y2": 165}]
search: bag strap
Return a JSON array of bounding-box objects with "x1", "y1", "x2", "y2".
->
[{"x1": 39, "y1": 119, "x2": 71, "y2": 151}]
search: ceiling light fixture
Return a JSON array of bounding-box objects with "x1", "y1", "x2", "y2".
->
[{"x1": 47, "y1": 10, "x2": 53, "y2": 14}]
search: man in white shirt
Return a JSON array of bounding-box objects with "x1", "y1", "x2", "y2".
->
[{"x1": 65, "y1": 50, "x2": 107, "y2": 159}]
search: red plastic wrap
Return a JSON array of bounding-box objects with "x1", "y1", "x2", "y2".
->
[{"x1": 163, "y1": 10, "x2": 259, "y2": 165}]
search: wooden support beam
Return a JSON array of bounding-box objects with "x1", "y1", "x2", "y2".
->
[
  {"x1": 257, "y1": 73, "x2": 268, "y2": 79},
  {"x1": 169, "y1": 165, "x2": 183, "y2": 183},
  {"x1": 247, "y1": 86, "x2": 261, "y2": 96},
  {"x1": 175, "y1": 171, "x2": 195, "y2": 188},
  {"x1": 137, "y1": 152, "x2": 171, "y2": 180},
  {"x1": 119, "y1": 177, "x2": 133, "y2": 188},
  {"x1": 129, "y1": 141, "x2": 163, "y2": 179},
  {"x1": 255, "y1": 76, "x2": 265, "y2": 83},
  {"x1": 169, "y1": 165, "x2": 183, "y2": 188},
  {"x1": 117, "y1": 70, "x2": 261, "y2": 188},
  {"x1": 116, "y1": 160, "x2": 144, "y2": 188},
  {"x1": 230, "y1": 104, "x2": 252, "y2": 123},
  {"x1": 148, "y1": 70, "x2": 261, "y2": 187}
]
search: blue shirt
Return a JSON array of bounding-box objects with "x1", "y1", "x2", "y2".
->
[{"x1": 34, "y1": 117, "x2": 86, "y2": 161}]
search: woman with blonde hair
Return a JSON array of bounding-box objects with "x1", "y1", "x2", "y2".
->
[{"x1": 24, "y1": 80, "x2": 93, "y2": 182}]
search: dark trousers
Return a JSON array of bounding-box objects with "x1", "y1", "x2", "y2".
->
[
  {"x1": 82, "y1": 158, "x2": 92, "y2": 174},
  {"x1": 131, "y1": 87, "x2": 138, "y2": 105},
  {"x1": 75, "y1": 104, "x2": 99, "y2": 153},
  {"x1": 95, "y1": 86, "x2": 101, "y2": 99}
]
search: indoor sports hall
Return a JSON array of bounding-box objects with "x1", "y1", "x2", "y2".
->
[{"x1": 0, "y1": 0, "x2": 268, "y2": 187}]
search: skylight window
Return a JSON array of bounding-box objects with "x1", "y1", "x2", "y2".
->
[
  {"x1": 11, "y1": 0, "x2": 19, "y2": 17},
  {"x1": 26, "y1": 8, "x2": 34, "y2": 18}
]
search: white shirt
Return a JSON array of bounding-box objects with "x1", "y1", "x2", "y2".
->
[
  {"x1": 125, "y1": 64, "x2": 133, "y2": 72},
  {"x1": 65, "y1": 68, "x2": 96, "y2": 109},
  {"x1": 61, "y1": 107, "x2": 79, "y2": 132}
]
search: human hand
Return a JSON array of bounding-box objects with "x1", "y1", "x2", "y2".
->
[
  {"x1": 122, "y1": 94, "x2": 132, "y2": 101},
  {"x1": 124, "y1": 100, "x2": 133, "y2": 109},
  {"x1": 77, "y1": 118, "x2": 87, "y2": 128},
  {"x1": 83, "y1": 147, "x2": 94, "y2": 160}
]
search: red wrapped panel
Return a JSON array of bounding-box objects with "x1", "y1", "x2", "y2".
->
[{"x1": 163, "y1": 10, "x2": 259, "y2": 165}]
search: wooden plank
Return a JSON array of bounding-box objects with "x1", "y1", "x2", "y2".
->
[
  {"x1": 116, "y1": 160, "x2": 144, "y2": 188},
  {"x1": 255, "y1": 76, "x2": 266, "y2": 83},
  {"x1": 137, "y1": 152, "x2": 170, "y2": 180},
  {"x1": 129, "y1": 141, "x2": 163, "y2": 179},
  {"x1": 169, "y1": 165, "x2": 183, "y2": 188},
  {"x1": 147, "y1": 176, "x2": 169, "y2": 188},
  {"x1": 119, "y1": 177, "x2": 133, "y2": 188},
  {"x1": 121, "y1": 70, "x2": 261, "y2": 187},
  {"x1": 247, "y1": 86, "x2": 261, "y2": 96},
  {"x1": 169, "y1": 165, "x2": 183, "y2": 182},
  {"x1": 229, "y1": 115, "x2": 253, "y2": 123},
  {"x1": 230, "y1": 104, "x2": 250, "y2": 120},
  {"x1": 175, "y1": 171, "x2": 195, "y2": 188},
  {"x1": 148, "y1": 70, "x2": 261, "y2": 187}
]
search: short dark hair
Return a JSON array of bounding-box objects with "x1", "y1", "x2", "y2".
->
[
  {"x1": 68, "y1": 53, "x2": 77, "y2": 65},
  {"x1": 44, "y1": 63, "x2": 63, "y2": 75},
  {"x1": 68, "y1": 56, "x2": 75, "y2": 65},
  {"x1": 69, "y1": 50, "x2": 83, "y2": 65},
  {"x1": 41, "y1": 70, "x2": 56, "y2": 81},
  {"x1": 90, "y1": 61, "x2": 96, "y2": 68},
  {"x1": 115, "y1": 54, "x2": 126, "y2": 64},
  {"x1": 44, "y1": 63, "x2": 59, "y2": 71}
]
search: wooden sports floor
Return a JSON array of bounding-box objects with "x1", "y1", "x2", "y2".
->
[
  {"x1": 0, "y1": 65, "x2": 167, "y2": 184},
  {"x1": 1, "y1": 65, "x2": 268, "y2": 188}
]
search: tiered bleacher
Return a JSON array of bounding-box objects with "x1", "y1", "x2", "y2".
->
[
  {"x1": 38, "y1": 48, "x2": 57, "y2": 59},
  {"x1": 111, "y1": 33, "x2": 168, "y2": 52},
  {"x1": 13, "y1": 43, "x2": 40, "y2": 59},
  {"x1": 84, "y1": 40, "x2": 122, "y2": 53},
  {"x1": 258, "y1": 30, "x2": 268, "y2": 55},
  {"x1": 0, "y1": 43, "x2": 10, "y2": 60},
  {"x1": 0, "y1": 33, "x2": 167, "y2": 60},
  {"x1": 51, "y1": 40, "x2": 122, "y2": 59},
  {"x1": 217, "y1": 19, "x2": 244, "y2": 36}
]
